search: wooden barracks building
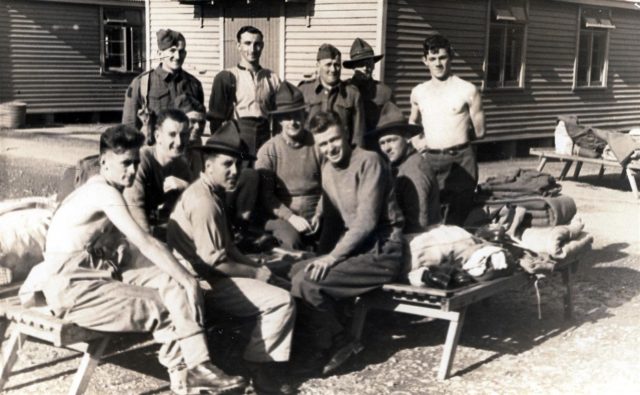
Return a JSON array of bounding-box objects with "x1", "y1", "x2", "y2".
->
[{"x1": 1, "y1": 0, "x2": 639, "y2": 142}]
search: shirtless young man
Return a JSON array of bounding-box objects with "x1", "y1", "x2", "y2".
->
[
  {"x1": 409, "y1": 34, "x2": 485, "y2": 226},
  {"x1": 39, "y1": 125, "x2": 244, "y2": 394}
]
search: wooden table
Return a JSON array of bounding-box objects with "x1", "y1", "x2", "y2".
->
[
  {"x1": 529, "y1": 148, "x2": 640, "y2": 198},
  {"x1": 349, "y1": 259, "x2": 579, "y2": 380}
]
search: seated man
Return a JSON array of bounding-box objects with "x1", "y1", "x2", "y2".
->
[
  {"x1": 290, "y1": 112, "x2": 405, "y2": 375},
  {"x1": 366, "y1": 102, "x2": 441, "y2": 234},
  {"x1": 167, "y1": 120, "x2": 295, "y2": 394},
  {"x1": 35, "y1": 125, "x2": 244, "y2": 395},
  {"x1": 173, "y1": 94, "x2": 207, "y2": 176},
  {"x1": 124, "y1": 109, "x2": 193, "y2": 237},
  {"x1": 256, "y1": 81, "x2": 322, "y2": 250}
]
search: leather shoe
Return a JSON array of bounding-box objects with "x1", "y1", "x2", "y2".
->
[
  {"x1": 322, "y1": 336, "x2": 363, "y2": 375},
  {"x1": 246, "y1": 362, "x2": 295, "y2": 395},
  {"x1": 170, "y1": 361, "x2": 246, "y2": 395}
]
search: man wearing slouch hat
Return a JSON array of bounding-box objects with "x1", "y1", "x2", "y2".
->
[{"x1": 122, "y1": 29, "x2": 204, "y2": 133}]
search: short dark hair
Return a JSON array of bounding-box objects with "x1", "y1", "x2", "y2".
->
[
  {"x1": 148, "y1": 109, "x2": 189, "y2": 145},
  {"x1": 99, "y1": 124, "x2": 144, "y2": 155},
  {"x1": 236, "y1": 25, "x2": 263, "y2": 42},
  {"x1": 309, "y1": 111, "x2": 343, "y2": 135},
  {"x1": 422, "y1": 34, "x2": 453, "y2": 57}
]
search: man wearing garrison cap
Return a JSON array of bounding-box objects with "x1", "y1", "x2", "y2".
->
[
  {"x1": 298, "y1": 43, "x2": 366, "y2": 147},
  {"x1": 122, "y1": 29, "x2": 204, "y2": 132},
  {"x1": 344, "y1": 38, "x2": 395, "y2": 134}
]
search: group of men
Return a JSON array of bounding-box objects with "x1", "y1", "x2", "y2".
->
[{"x1": 35, "y1": 25, "x2": 485, "y2": 395}]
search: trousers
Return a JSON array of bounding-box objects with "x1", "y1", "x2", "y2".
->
[
  {"x1": 205, "y1": 277, "x2": 295, "y2": 362},
  {"x1": 42, "y1": 249, "x2": 209, "y2": 371}
]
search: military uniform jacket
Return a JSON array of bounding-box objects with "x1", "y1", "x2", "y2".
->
[
  {"x1": 298, "y1": 78, "x2": 365, "y2": 147},
  {"x1": 122, "y1": 64, "x2": 204, "y2": 129}
]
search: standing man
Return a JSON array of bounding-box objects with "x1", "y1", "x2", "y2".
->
[
  {"x1": 409, "y1": 34, "x2": 485, "y2": 226},
  {"x1": 167, "y1": 121, "x2": 295, "y2": 394},
  {"x1": 124, "y1": 109, "x2": 193, "y2": 237},
  {"x1": 255, "y1": 81, "x2": 322, "y2": 250},
  {"x1": 290, "y1": 112, "x2": 405, "y2": 375},
  {"x1": 343, "y1": 38, "x2": 394, "y2": 134},
  {"x1": 366, "y1": 102, "x2": 441, "y2": 234},
  {"x1": 33, "y1": 125, "x2": 244, "y2": 395},
  {"x1": 122, "y1": 29, "x2": 204, "y2": 133},
  {"x1": 298, "y1": 44, "x2": 366, "y2": 147},
  {"x1": 208, "y1": 25, "x2": 281, "y2": 155}
]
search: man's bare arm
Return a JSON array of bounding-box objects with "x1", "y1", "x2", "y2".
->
[
  {"x1": 409, "y1": 101, "x2": 421, "y2": 125},
  {"x1": 469, "y1": 87, "x2": 485, "y2": 140},
  {"x1": 97, "y1": 184, "x2": 196, "y2": 285}
]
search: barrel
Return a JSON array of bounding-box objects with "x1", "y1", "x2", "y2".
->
[{"x1": 0, "y1": 101, "x2": 27, "y2": 129}]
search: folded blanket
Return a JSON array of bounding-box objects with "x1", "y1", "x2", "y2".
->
[
  {"x1": 409, "y1": 225, "x2": 477, "y2": 270},
  {"x1": 518, "y1": 217, "x2": 593, "y2": 259}
]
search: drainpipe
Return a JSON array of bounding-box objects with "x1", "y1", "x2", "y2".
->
[{"x1": 145, "y1": 0, "x2": 151, "y2": 71}]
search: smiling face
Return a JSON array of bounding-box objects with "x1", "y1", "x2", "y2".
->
[
  {"x1": 204, "y1": 152, "x2": 240, "y2": 191},
  {"x1": 237, "y1": 31, "x2": 264, "y2": 66},
  {"x1": 314, "y1": 124, "x2": 349, "y2": 166},
  {"x1": 158, "y1": 40, "x2": 186, "y2": 73},
  {"x1": 423, "y1": 48, "x2": 452, "y2": 81},
  {"x1": 101, "y1": 148, "x2": 140, "y2": 189},
  {"x1": 277, "y1": 110, "x2": 305, "y2": 141},
  {"x1": 317, "y1": 57, "x2": 342, "y2": 86},
  {"x1": 154, "y1": 118, "x2": 189, "y2": 160},
  {"x1": 378, "y1": 133, "x2": 409, "y2": 164},
  {"x1": 186, "y1": 111, "x2": 206, "y2": 145}
]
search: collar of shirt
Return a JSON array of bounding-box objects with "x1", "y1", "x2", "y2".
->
[
  {"x1": 393, "y1": 146, "x2": 417, "y2": 169},
  {"x1": 314, "y1": 78, "x2": 347, "y2": 97},
  {"x1": 280, "y1": 130, "x2": 312, "y2": 149},
  {"x1": 237, "y1": 63, "x2": 263, "y2": 77},
  {"x1": 155, "y1": 64, "x2": 183, "y2": 82},
  {"x1": 199, "y1": 174, "x2": 226, "y2": 199}
]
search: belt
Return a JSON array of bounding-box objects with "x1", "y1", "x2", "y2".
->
[{"x1": 424, "y1": 142, "x2": 470, "y2": 155}]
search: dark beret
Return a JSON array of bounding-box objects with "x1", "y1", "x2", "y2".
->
[
  {"x1": 317, "y1": 43, "x2": 341, "y2": 61},
  {"x1": 157, "y1": 29, "x2": 185, "y2": 50}
]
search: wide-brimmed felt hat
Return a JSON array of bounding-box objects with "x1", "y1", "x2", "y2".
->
[
  {"x1": 343, "y1": 38, "x2": 384, "y2": 69},
  {"x1": 365, "y1": 102, "x2": 423, "y2": 141},
  {"x1": 194, "y1": 120, "x2": 256, "y2": 160},
  {"x1": 269, "y1": 81, "x2": 307, "y2": 115}
]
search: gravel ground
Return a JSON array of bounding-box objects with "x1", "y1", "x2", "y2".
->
[{"x1": 1, "y1": 128, "x2": 639, "y2": 394}]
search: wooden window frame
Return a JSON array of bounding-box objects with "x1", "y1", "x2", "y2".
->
[
  {"x1": 483, "y1": 0, "x2": 529, "y2": 91},
  {"x1": 99, "y1": 6, "x2": 144, "y2": 75},
  {"x1": 573, "y1": 6, "x2": 614, "y2": 90}
]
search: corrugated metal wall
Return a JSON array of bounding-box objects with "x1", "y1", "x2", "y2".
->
[
  {"x1": 149, "y1": 0, "x2": 220, "y2": 109},
  {"x1": 284, "y1": 0, "x2": 380, "y2": 84},
  {"x1": 385, "y1": 0, "x2": 640, "y2": 141},
  {"x1": 0, "y1": 0, "x2": 137, "y2": 114}
]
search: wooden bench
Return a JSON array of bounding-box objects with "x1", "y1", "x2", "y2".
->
[
  {"x1": 350, "y1": 258, "x2": 579, "y2": 381},
  {"x1": 529, "y1": 148, "x2": 640, "y2": 198},
  {"x1": 0, "y1": 297, "x2": 111, "y2": 395}
]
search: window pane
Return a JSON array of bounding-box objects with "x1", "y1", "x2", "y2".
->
[
  {"x1": 504, "y1": 26, "x2": 523, "y2": 86},
  {"x1": 131, "y1": 26, "x2": 144, "y2": 71},
  {"x1": 105, "y1": 25, "x2": 125, "y2": 71},
  {"x1": 487, "y1": 25, "x2": 504, "y2": 87},
  {"x1": 576, "y1": 31, "x2": 590, "y2": 86},
  {"x1": 590, "y1": 31, "x2": 606, "y2": 85}
]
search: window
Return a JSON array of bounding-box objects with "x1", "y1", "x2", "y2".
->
[
  {"x1": 575, "y1": 7, "x2": 614, "y2": 88},
  {"x1": 485, "y1": 0, "x2": 528, "y2": 89},
  {"x1": 102, "y1": 8, "x2": 144, "y2": 73}
]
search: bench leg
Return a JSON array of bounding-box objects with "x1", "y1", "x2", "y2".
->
[
  {"x1": 536, "y1": 157, "x2": 548, "y2": 172},
  {"x1": 572, "y1": 162, "x2": 583, "y2": 179},
  {"x1": 0, "y1": 330, "x2": 27, "y2": 390},
  {"x1": 350, "y1": 298, "x2": 369, "y2": 342},
  {"x1": 559, "y1": 161, "x2": 573, "y2": 180},
  {"x1": 437, "y1": 308, "x2": 466, "y2": 381},
  {"x1": 625, "y1": 168, "x2": 639, "y2": 199},
  {"x1": 68, "y1": 337, "x2": 110, "y2": 395},
  {"x1": 597, "y1": 165, "x2": 605, "y2": 179},
  {"x1": 561, "y1": 269, "x2": 574, "y2": 321}
]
